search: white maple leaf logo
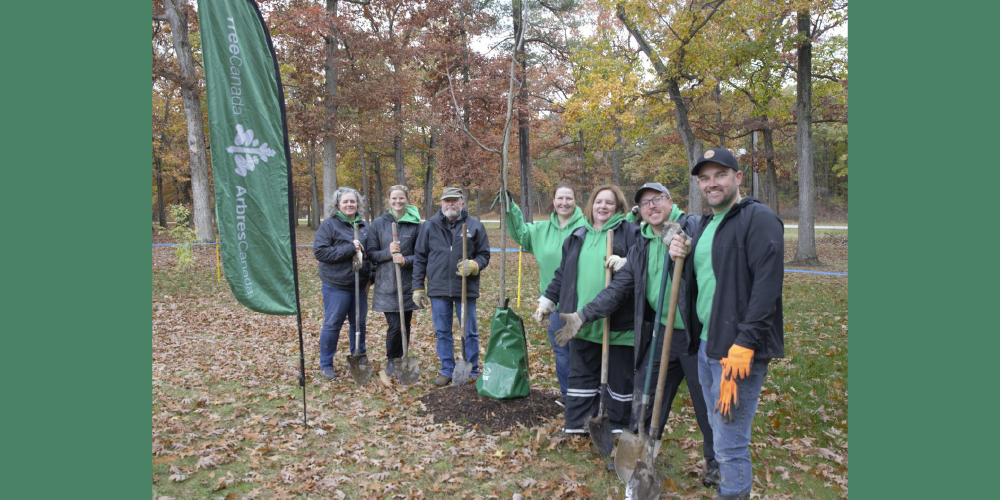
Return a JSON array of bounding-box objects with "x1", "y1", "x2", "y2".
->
[{"x1": 227, "y1": 124, "x2": 276, "y2": 177}]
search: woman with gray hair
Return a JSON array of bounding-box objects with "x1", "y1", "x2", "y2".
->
[{"x1": 313, "y1": 187, "x2": 374, "y2": 380}]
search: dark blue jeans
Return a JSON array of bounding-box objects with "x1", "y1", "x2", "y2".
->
[
  {"x1": 430, "y1": 297, "x2": 479, "y2": 378},
  {"x1": 547, "y1": 311, "x2": 570, "y2": 397},
  {"x1": 319, "y1": 283, "x2": 367, "y2": 369},
  {"x1": 698, "y1": 341, "x2": 769, "y2": 496}
]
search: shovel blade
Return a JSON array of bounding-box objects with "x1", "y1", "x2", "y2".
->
[
  {"x1": 587, "y1": 415, "x2": 615, "y2": 459},
  {"x1": 347, "y1": 354, "x2": 372, "y2": 385},
  {"x1": 626, "y1": 459, "x2": 665, "y2": 500},
  {"x1": 393, "y1": 356, "x2": 420, "y2": 386},
  {"x1": 452, "y1": 359, "x2": 474, "y2": 386},
  {"x1": 614, "y1": 429, "x2": 644, "y2": 483}
]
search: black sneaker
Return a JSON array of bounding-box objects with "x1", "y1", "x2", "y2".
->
[
  {"x1": 321, "y1": 367, "x2": 338, "y2": 380},
  {"x1": 703, "y1": 458, "x2": 720, "y2": 487},
  {"x1": 385, "y1": 359, "x2": 395, "y2": 376},
  {"x1": 555, "y1": 397, "x2": 565, "y2": 408}
]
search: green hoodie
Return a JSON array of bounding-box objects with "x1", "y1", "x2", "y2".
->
[
  {"x1": 642, "y1": 203, "x2": 685, "y2": 330},
  {"x1": 505, "y1": 201, "x2": 586, "y2": 295},
  {"x1": 335, "y1": 211, "x2": 363, "y2": 226},
  {"x1": 391, "y1": 204, "x2": 422, "y2": 224},
  {"x1": 575, "y1": 212, "x2": 634, "y2": 346}
]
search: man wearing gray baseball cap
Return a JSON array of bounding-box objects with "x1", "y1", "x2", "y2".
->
[{"x1": 411, "y1": 188, "x2": 491, "y2": 386}]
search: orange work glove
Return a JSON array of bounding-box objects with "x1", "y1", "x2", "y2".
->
[
  {"x1": 720, "y1": 345, "x2": 754, "y2": 381},
  {"x1": 716, "y1": 373, "x2": 739, "y2": 424}
]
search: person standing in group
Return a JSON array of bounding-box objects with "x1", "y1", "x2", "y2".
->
[
  {"x1": 368, "y1": 185, "x2": 422, "y2": 377},
  {"x1": 540, "y1": 185, "x2": 638, "y2": 435},
  {"x1": 505, "y1": 183, "x2": 586, "y2": 406},
  {"x1": 313, "y1": 187, "x2": 374, "y2": 381},
  {"x1": 669, "y1": 148, "x2": 785, "y2": 500},
  {"x1": 411, "y1": 187, "x2": 491, "y2": 386},
  {"x1": 559, "y1": 182, "x2": 719, "y2": 487}
]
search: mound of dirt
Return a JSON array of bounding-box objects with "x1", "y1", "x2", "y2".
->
[{"x1": 419, "y1": 383, "x2": 562, "y2": 431}]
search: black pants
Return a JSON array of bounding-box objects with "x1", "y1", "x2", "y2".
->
[
  {"x1": 384, "y1": 310, "x2": 413, "y2": 360},
  {"x1": 564, "y1": 338, "x2": 633, "y2": 433},
  {"x1": 632, "y1": 328, "x2": 714, "y2": 461}
]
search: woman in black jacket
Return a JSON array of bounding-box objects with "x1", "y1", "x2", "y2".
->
[
  {"x1": 368, "y1": 185, "x2": 422, "y2": 376},
  {"x1": 541, "y1": 185, "x2": 638, "y2": 435},
  {"x1": 313, "y1": 187, "x2": 374, "y2": 380}
]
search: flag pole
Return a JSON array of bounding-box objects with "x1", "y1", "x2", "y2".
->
[{"x1": 248, "y1": 0, "x2": 308, "y2": 427}]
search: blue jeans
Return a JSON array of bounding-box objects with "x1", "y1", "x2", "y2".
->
[
  {"x1": 698, "y1": 341, "x2": 769, "y2": 497},
  {"x1": 547, "y1": 312, "x2": 570, "y2": 397},
  {"x1": 319, "y1": 283, "x2": 367, "y2": 369},
  {"x1": 430, "y1": 297, "x2": 479, "y2": 378}
]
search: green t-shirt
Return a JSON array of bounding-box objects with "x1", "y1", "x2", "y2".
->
[
  {"x1": 694, "y1": 209, "x2": 729, "y2": 341},
  {"x1": 643, "y1": 205, "x2": 685, "y2": 330},
  {"x1": 574, "y1": 213, "x2": 634, "y2": 346}
]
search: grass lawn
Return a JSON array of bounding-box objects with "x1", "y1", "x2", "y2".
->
[{"x1": 152, "y1": 224, "x2": 847, "y2": 499}]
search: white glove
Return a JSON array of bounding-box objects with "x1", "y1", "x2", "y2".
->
[
  {"x1": 533, "y1": 296, "x2": 557, "y2": 327},
  {"x1": 554, "y1": 312, "x2": 583, "y2": 347},
  {"x1": 605, "y1": 254, "x2": 627, "y2": 273}
]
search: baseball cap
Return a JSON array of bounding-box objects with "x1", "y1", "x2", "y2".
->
[
  {"x1": 692, "y1": 148, "x2": 739, "y2": 175},
  {"x1": 440, "y1": 187, "x2": 464, "y2": 200},
  {"x1": 634, "y1": 182, "x2": 671, "y2": 204}
]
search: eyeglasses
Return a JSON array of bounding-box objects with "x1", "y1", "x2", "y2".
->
[{"x1": 639, "y1": 194, "x2": 668, "y2": 208}]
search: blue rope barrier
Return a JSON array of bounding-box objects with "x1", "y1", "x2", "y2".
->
[{"x1": 154, "y1": 243, "x2": 847, "y2": 276}]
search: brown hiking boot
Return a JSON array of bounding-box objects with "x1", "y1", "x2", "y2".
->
[{"x1": 434, "y1": 375, "x2": 452, "y2": 386}]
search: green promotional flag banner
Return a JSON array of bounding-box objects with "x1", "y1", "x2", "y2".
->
[{"x1": 199, "y1": 0, "x2": 297, "y2": 315}]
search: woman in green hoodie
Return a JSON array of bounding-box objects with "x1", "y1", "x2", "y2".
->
[
  {"x1": 541, "y1": 185, "x2": 639, "y2": 435},
  {"x1": 505, "y1": 183, "x2": 585, "y2": 403},
  {"x1": 369, "y1": 185, "x2": 423, "y2": 376}
]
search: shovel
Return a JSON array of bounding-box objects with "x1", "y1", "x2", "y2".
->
[
  {"x1": 587, "y1": 229, "x2": 615, "y2": 459},
  {"x1": 628, "y1": 223, "x2": 688, "y2": 499},
  {"x1": 452, "y1": 223, "x2": 474, "y2": 386},
  {"x1": 347, "y1": 224, "x2": 372, "y2": 385},
  {"x1": 391, "y1": 222, "x2": 420, "y2": 386},
  {"x1": 615, "y1": 222, "x2": 683, "y2": 485}
]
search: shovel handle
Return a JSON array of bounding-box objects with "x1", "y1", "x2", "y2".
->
[
  {"x1": 353, "y1": 225, "x2": 361, "y2": 355},
  {"x1": 598, "y1": 230, "x2": 614, "y2": 415},
  {"x1": 460, "y1": 223, "x2": 468, "y2": 361},
  {"x1": 649, "y1": 254, "x2": 685, "y2": 436},
  {"x1": 637, "y1": 249, "x2": 672, "y2": 434},
  {"x1": 392, "y1": 222, "x2": 408, "y2": 358}
]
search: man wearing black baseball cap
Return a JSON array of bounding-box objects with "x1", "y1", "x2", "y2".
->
[
  {"x1": 557, "y1": 182, "x2": 719, "y2": 487},
  {"x1": 668, "y1": 147, "x2": 785, "y2": 499}
]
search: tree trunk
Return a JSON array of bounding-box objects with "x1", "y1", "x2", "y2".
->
[
  {"x1": 513, "y1": 0, "x2": 532, "y2": 223},
  {"x1": 154, "y1": 96, "x2": 171, "y2": 228},
  {"x1": 611, "y1": 126, "x2": 623, "y2": 185},
  {"x1": 308, "y1": 143, "x2": 320, "y2": 229},
  {"x1": 761, "y1": 127, "x2": 780, "y2": 213},
  {"x1": 373, "y1": 155, "x2": 384, "y2": 216},
  {"x1": 667, "y1": 81, "x2": 704, "y2": 215},
  {"x1": 424, "y1": 128, "x2": 437, "y2": 218},
  {"x1": 163, "y1": 0, "x2": 213, "y2": 241},
  {"x1": 323, "y1": 0, "x2": 340, "y2": 218},
  {"x1": 360, "y1": 145, "x2": 371, "y2": 222},
  {"x1": 393, "y1": 102, "x2": 405, "y2": 186},
  {"x1": 794, "y1": 9, "x2": 818, "y2": 263},
  {"x1": 713, "y1": 83, "x2": 726, "y2": 148}
]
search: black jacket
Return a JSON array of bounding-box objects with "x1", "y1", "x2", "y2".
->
[
  {"x1": 580, "y1": 214, "x2": 701, "y2": 368},
  {"x1": 369, "y1": 211, "x2": 420, "y2": 312},
  {"x1": 313, "y1": 215, "x2": 374, "y2": 289},
  {"x1": 680, "y1": 197, "x2": 784, "y2": 360},
  {"x1": 411, "y1": 209, "x2": 490, "y2": 298},
  {"x1": 543, "y1": 218, "x2": 639, "y2": 333}
]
